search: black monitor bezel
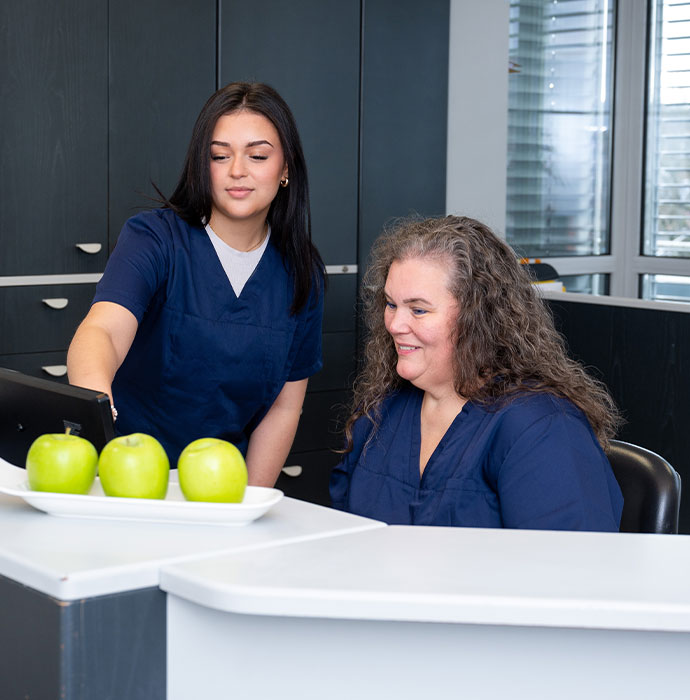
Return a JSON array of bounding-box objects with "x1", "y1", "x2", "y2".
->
[{"x1": 0, "y1": 367, "x2": 115, "y2": 467}]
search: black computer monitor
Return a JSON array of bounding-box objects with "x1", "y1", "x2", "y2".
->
[{"x1": 0, "y1": 367, "x2": 115, "y2": 467}]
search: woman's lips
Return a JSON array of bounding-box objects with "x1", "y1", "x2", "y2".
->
[
  {"x1": 396, "y1": 344, "x2": 419, "y2": 355},
  {"x1": 226, "y1": 187, "x2": 252, "y2": 199}
]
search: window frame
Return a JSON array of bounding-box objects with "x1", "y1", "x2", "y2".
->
[{"x1": 522, "y1": 0, "x2": 690, "y2": 299}]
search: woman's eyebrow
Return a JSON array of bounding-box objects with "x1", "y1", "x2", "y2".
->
[
  {"x1": 403, "y1": 297, "x2": 431, "y2": 305},
  {"x1": 384, "y1": 291, "x2": 432, "y2": 305},
  {"x1": 210, "y1": 139, "x2": 274, "y2": 147}
]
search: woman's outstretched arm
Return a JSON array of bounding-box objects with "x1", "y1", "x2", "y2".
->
[{"x1": 67, "y1": 301, "x2": 139, "y2": 403}]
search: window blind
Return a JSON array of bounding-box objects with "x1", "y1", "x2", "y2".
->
[
  {"x1": 506, "y1": 0, "x2": 614, "y2": 257},
  {"x1": 644, "y1": 0, "x2": 690, "y2": 258}
]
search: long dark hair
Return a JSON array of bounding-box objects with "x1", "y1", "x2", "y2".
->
[
  {"x1": 164, "y1": 82, "x2": 323, "y2": 313},
  {"x1": 344, "y1": 215, "x2": 621, "y2": 450}
]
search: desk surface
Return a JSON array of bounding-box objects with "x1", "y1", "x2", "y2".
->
[
  {"x1": 160, "y1": 524, "x2": 690, "y2": 633},
  {"x1": 0, "y1": 461, "x2": 384, "y2": 600}
]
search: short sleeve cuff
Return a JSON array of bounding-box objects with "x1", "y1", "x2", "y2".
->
[
  {"x1": 287, "y1": 357, "x2": 323, "y2": 382},
  {"x1": 91, "y1": 288, "x2": 149, "y2": 323}
]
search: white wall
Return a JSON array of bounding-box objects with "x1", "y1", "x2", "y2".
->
[{"x1": 446, "y1": 0, "x2": 510, "y2": 236}]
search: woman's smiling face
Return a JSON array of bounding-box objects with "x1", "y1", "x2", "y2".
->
[
  {"x1": 383, "y1": 256, "x2": 459, "y2": 395},
  {"x1": 208, "y1": 110, "x2": 288, "y2": 233}
]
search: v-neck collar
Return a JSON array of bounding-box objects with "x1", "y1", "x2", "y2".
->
[
  {"x1": 409, "y1": 387, "x2": 473, "y2": 487},
  {"x1": 201, "y1": 225, "x2": 273, "y2": 302}
]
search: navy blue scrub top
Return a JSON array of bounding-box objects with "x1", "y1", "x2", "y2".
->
[
  {"x1": 93, "y1": 209, "x2": 324, "y2": 465},
  {"x1": 330, "y1": 385, "x2": 623, "y2": 531}
]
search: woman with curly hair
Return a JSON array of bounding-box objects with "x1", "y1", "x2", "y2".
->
[{"x1": 330, "y1": 215, "x2": 623, "y2": 531}]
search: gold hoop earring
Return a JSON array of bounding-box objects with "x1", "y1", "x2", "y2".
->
[{"x1": 280, "y1": 177, "x2": 289, "y2": 188}]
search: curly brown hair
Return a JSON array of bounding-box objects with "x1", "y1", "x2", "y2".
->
[{"x1": 344, "y1": 215, "x2": 621, "y2": 451}]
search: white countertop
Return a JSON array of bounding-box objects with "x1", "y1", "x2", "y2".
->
[
  {"x1": 0, "y1": 460, "x2": 384, "y2": 601},
  {"x1": 160, "y1": 525, "x2": 690, "y2": 633}
]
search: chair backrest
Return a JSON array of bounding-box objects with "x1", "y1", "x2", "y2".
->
[{"x1": 606, "y1": 439, "x2": 682, "y2": 534}]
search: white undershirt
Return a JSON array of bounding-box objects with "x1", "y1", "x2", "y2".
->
[{"x1": 205, "y1": 224, "x2": 270, "y2": 297}]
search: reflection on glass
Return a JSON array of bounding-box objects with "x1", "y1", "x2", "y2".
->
[
  {"x1": 560, "y1": 273, "x2": 610, "y2": 295},
  {"x1": 506, "y1": 0, "x2": 614, "y2": 257},
  {"x1": 641, "y1": 273, "x2": 690, "y2": 303},
  {"x1": 644, "y1": 1, "x2": 690, "y2": 258}
]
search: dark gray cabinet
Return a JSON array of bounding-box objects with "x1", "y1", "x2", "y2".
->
[
  {"x1": 108, "y1": 0, "x2": 216, "y2": 249},
  {"x1": 219, "y1": 0, "x2": 360, "y2": 266},
  {"x1": 217, "y1": 0, "x2": 361, "y2": 504},
  {"x1": 359, "y1": 0, "x2": 450, "y2": 261},
  {"x1": 0, "y1": 0, "x2": 215, "y2": 384},
  {"x1": 0, "y1": 352, "x2": 72, "y2": 384},
  {"x1": 284, "y1": 0, "x2": 450, "y2": 504},
  {"x1": 1, "y1": 0, "x2": 450, "y2": 507},
  {"x1": 1, "y1": 0, "x2": 108, "y2": 379},
  {"x1": 0, "y1": 283, "x2": 97, "y2": 382},
  {"x1": 0, "y1": 284, "x2": 97, "y2": 355},
  {"x1": 0, "y1": 0, "x2": 108, "y2": 276}
]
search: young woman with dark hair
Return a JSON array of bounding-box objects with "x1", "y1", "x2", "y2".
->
[
  {"x1": 165, "y1": 82, "x2": 318, "y2": 312},
  {"x1": 330, "y1": 215, "x2": 623, "y2": 530},
  {"x1": 68, "y1": 82, "x2": 325, "y2": 485}
]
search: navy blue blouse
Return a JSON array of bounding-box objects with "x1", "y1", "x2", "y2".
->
[
  {"x1": 330, "y1": 386, "x2": 623, "y2": 531},
  {"x1": 93, "y1": 209, "x2": 324, "y2": 465}
]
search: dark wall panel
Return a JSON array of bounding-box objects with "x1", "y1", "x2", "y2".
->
[
  {"x1": 0, "y1": 575, "x2": 61, "y2": 699},
  {"x1": 279, "y1": 449, "x2": 342, "y2": 507},
  {"x1": 62, "y1": 587, "x2": 166, "y2": 699},
  {"x1": 108, "y1": 0, "x2": 216, "y2": 247},
  {"x1": 323, "y1": 274, "x2": 358, "y2": 332},
  {"x1": 0, "y1": 0, "x2": 108, "y2": 275},
  {"x1": 0, "y1": 576, "x2": 166, "y2": 700},
  {"x1": 219, "y1": 0, "x2": 360, "y2": 265},
  {"x1": 549, "y1": 299, "x2": 690, "y2": 533},
  {"x1": 292, "y1": 389, "x2": 349, "y2": 453},
  {"x1": 310, "y1": 332, "x2": 357, "y2": 392},
  {"x1": 359, "y1": 0, "x2": 449, "y2": 266}
]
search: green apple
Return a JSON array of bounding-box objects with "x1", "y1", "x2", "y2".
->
[
  {"x1": 98, "y1": 433, "x2": 170, "y2": 499},
  {"x1": 26, "y1": 433, "x2": 98, "y2": 494},
  {"x1": 178, "y1": 438, "x2": 248, "y2": 503}
]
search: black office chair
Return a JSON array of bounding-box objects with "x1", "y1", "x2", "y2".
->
[{"x1": 606, "y1": 439, "x2": 682, "y2": 534}]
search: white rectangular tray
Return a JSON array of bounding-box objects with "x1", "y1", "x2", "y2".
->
[{"x1": 0, "y1": 459, "x2": 282, "y2": 526}]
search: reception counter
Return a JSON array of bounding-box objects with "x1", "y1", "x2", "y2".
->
[
  {"x1": 0, "y1": 460, "x2": 384, "y2": 699},
  {"x1": 161, "y1": 526, "x2": 690, "y2": 700},
  {"x1": 3, "y1": 453, "x2": 690, "y2": 699}
]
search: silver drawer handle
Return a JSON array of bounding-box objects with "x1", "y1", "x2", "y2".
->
[
  {"x1": 41, "y1": 365, "x2": 68, "y2": 377},
  {"x1": 75, "y1": 243, "x2": 102, "y2": 254},
  {"x1": 42, "y1": 297, "x2": 69, "y2": 310},
  {"x1": 325, "y1": 264, "x2": 358, "y2": 275},
  {"x1": 281, "y1": 465, "x2": 303, "y2": 478}
]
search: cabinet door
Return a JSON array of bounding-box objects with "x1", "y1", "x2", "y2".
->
[
  {"x1": 278, "y1": 449, "x2": 341, "y2": 507},
  {"x1": 0, "y1": 351, "x2": 70, "y2": 384},
  {"x1": 359, "y1": 0, "x2": 450, "y2": 262},
  {"x1": 0, "y1": 284, "x2": 97, "y2": 355},
  {"x1": 108, "y1": 0, "x2": 216, "y2": 249},
  {"x1": 219, "y1": 0, "x2": 360, "y2": 266},
  {"x1": 291, "y1": 389, "x2": 349, "y2": 454},
  {"x1": 0, "y1": 0, "x2": 108, "y2": 275}
]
